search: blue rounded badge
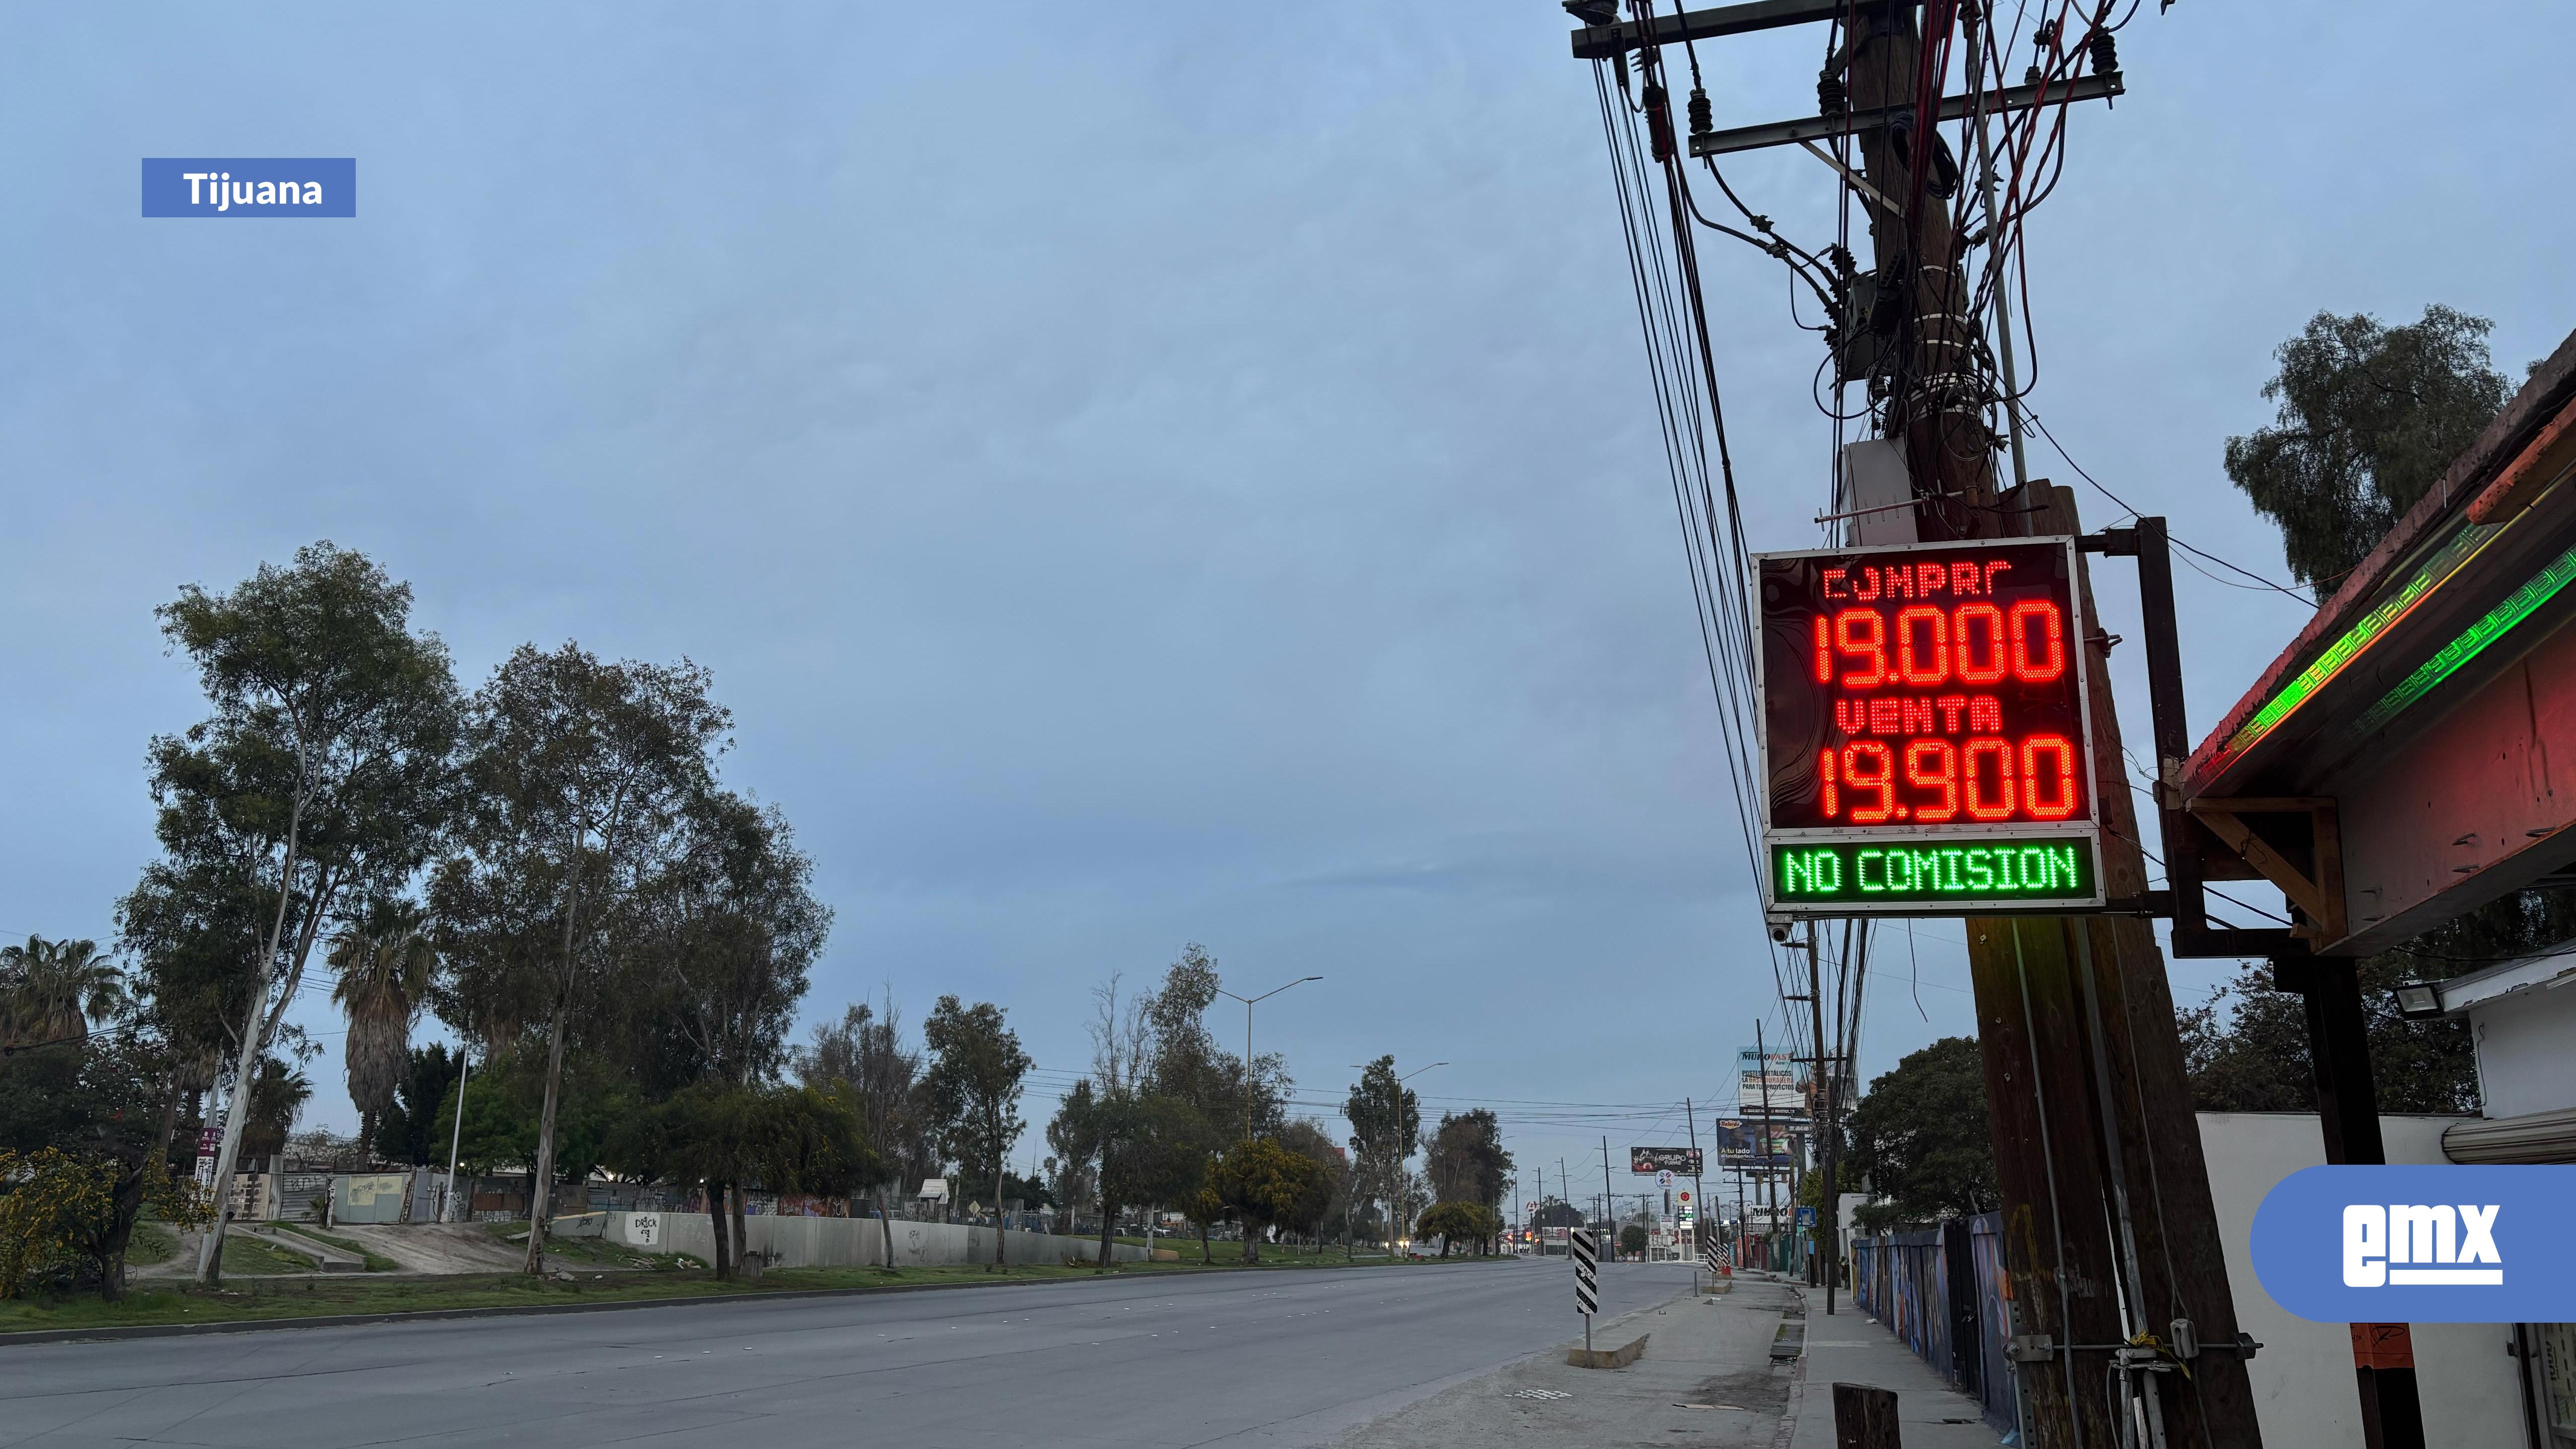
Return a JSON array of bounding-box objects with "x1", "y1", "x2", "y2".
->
[{"x1": 2250, "y1": 1164, "x2": 2576, "y2": 1323}]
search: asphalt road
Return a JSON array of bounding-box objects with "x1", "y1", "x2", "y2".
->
[{"x1": 4, "y1": 1259, "x2": 1700, "y2": 1448}]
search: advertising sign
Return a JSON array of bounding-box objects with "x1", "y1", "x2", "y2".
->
[
  {"x1": 1629, "y1": 1146, "x2": 1704, "y2": 1175},
  {"x1": 1737, "y1": 1048, "x2": 1805, "y2": 1111},
  {"x1": 1714, "y1": 1118, "x2": 1798, "y2": 1169},
  {"x1": 1755, "y1": 536, "x2": 2103, "y2": 917}
]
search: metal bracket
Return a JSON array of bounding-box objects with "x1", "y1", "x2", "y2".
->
[{"x1": 1687, "y1": 72, "x2": 2125, "y2": 159}]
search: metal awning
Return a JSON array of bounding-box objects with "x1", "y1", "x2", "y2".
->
[{"x1": 2179, "y1": 329, "x2": 2576, "y2": 954}]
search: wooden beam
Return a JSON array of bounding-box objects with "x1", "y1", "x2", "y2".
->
[{"x1": 2188, "y1": 798, "x2": 2347, "y2": 939}]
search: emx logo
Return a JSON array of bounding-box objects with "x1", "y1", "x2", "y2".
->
[
  {"x1": 2255, "y1": 1166, "x2": 2572, "y2": 1322},
  {"x1": 2343, "y1": 1203, "x2": 2501, "y2": 1286}
]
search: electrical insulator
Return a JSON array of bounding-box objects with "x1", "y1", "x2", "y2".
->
[
  {"x1": 2024, "y1": 64, "x2": 2043, "y2": 89},
  {"x1": 1817, "y1": 68, "x2": 1847, "y2": 116},
  {"x1": 1643, "y1": 82, "x2": 1675, "y2": 162},
  {"x1": 1688, "y1": 86, "x2": 1712, "y2": 138},
  {"x1": 2089, "y1": 30, "x2": 2118, "y2": 76}
]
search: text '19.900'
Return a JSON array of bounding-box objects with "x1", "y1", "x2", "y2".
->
[{"x1": 1755, "y1": 536, "x2": 2101, "y2": 917}]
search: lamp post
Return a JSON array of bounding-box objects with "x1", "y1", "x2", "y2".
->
[
  {"x1": 442, "y1": 1048, "x2": 472, "y2": 1224},
  {"x1": 1214, "y1": 975, "x2": 1322, "y2": 1141}
]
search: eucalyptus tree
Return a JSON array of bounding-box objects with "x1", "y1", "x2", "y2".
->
[
  {"x1": 633, "y1": 789, "x2": 830, "y2": 1259},
  {"x1": 451, "y1": 643, "x2": 729, "y2": 1273},
  {"x1": 642, "y1": 792, "x2": 826, "y2": 1089},
  {"x1": 151, "y1": 543, "x2": 461, "y2": 1283},
  {"x1": 922, "y1": 995, "x2": 1031, "y2": 1265},
  {"x1": 795, "y1": 993, "x2": 930, "y2": 1267},
  {"x1": 329, "y1": 902, "x2": 439, "y2": 1159},
  {"x1": 1345, "y1": 1057, "x2": 1420, "y2": 1257}
]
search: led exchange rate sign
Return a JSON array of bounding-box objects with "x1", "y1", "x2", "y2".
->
[{"x1": 1755, "y1": 536, "x2": 2102, "y2": 917}]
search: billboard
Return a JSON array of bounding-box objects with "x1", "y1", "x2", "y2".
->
[
  {"x1": 1738, "y1": 1048, "x2": 1805, "y2": 1109},
  {"x1": 1755, "y1": 536, "x2": 2103, "y2": 917},
  {"x1": 1630, "y1": 1146, "x2": 1704, "y2": 1175},
  {"x1": 1714, "y1": 1118, "x2": 1798, "y2": 1169}
]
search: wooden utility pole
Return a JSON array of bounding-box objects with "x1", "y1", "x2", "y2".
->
[
  {"x1": 1832, "y1": 5, "x2": 2265, "y2": 1444},
  {"x1": 1805, "y1": 920, "x2": 1837, "y2": 1308}
]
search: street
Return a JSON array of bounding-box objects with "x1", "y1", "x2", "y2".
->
[{"x1": 3, "y1": 1261, "x2": 1701, "y2": 1447}]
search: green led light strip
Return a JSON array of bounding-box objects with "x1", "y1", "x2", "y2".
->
[
  {"x1": 2351, "y1": 542, "x2": 2576, "y2": 739},
  {"x1": 2208, "y1": 520, "x2": 2503, "y2": 773}
]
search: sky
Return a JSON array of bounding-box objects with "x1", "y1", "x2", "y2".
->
[{"x1": 4, "y1": 3, "x2": 2570, "y2": 1216}]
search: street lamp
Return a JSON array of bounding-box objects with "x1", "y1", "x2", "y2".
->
[{"x1": 1215, "y1": 975, "x2": 1323, "y2": 1141}]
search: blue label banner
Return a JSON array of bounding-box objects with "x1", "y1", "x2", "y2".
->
[
  {"x1": 2251, "y1": 1164, "x2": 2576, "y2": 1323},
  {"x1": 142, "y1": 158, "x2": 355, "y2": 217}
]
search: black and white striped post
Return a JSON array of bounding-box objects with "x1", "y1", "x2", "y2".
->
[{"x1": 1571, "y1": 1226, "x2": 1600, "y2": 1353}]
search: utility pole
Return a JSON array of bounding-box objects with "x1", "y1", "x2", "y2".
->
[
  {"x1": 1753, "y1": 1018, "x2": 1776, "y2": 1273},
  {"x1": 1828, "y1": 8, "x2": 2265, "y2": 1443},
  {"x1": 1806, "y1": 920, "x2": 1838, "y2": 1313},
  {"x1": 1598, "y1": 1137, "x2": 1615, "y2": 1258}
]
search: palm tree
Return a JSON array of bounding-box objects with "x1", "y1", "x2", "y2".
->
[
  {"x1": 331, "y1": 904, "x2": 438, "y2": 1158},
  {"x1": 0, "y1": 936, "x2": 126, "y2": 1049}
]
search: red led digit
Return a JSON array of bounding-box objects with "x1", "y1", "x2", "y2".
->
[
  {"x1": 1904, "y1": 739, "x2": 1959, "y2": 822},
  {"x1": 2023, "y1": 734, "x2": 2079, "y2": 819},
  {"x1": 1842, "y1": 741, "x2": 1895, "y2": 823},
  {"x1": 1896, "y1": 604, "x2": 1948, "y2": 686},
  {"x1": 1834, "y1": 608, "x2": 1887, "y2": 688},
  {"x1": 1963, "y1": 738, "x2": 2016, "y2": 820},
  {"x1": 2009, "y1": 600, "x2": 2066, "y2": 682},
  {"x1": 1819, "y1": 747, "x2": 1839, "y2": 818},
  {"x1": 1812, "y1": 614, "x2": 1832, "y2": 683},
  {"x1": 1954, "y1": 603, "x2": 2006, "y2": 684}
]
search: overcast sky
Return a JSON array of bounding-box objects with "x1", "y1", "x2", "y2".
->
[{"x1": 4, "y1": 3, "x2": 2568, "y2": 1209}]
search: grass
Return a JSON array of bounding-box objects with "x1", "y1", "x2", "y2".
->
[
  {"x1": 270, "y1": 1224, "x2": 401, "y2": 1272},
  {"x1": 219, "y1": 1234, "x2": 315, "y2": 1277},
  {"x1": 3, "y1": 1241, "x2": 1511, "y2": 1336},
  {"x1": 125, "y1": 1222, "x2": 181, "y2": 1268}
]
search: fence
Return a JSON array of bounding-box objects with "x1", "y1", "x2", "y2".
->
[
  {"x1": 1848, "y1": 1212, "x2": 2018, "y2": 1438},
  {"x1": 603, "y1": 1212, "x2": 1148, "y2": 1270}
]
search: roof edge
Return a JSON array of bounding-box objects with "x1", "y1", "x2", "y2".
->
[{"x1": 2187, "y1": 324, "x2": 2576, "y2": 785}]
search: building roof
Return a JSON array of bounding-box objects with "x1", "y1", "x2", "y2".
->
[{"x1": 2427, "y1": 939, "x2": 2576, "y2": 1016}]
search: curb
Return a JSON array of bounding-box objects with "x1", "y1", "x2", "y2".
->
[{"x1": 0, "y1": 1253, "x2": 1511, "y2": 1348}]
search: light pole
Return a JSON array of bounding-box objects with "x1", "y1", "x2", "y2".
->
[
  {"x1": 1350, "y1": 1058, "x2": 1444, "y2": 1257},
  {"x1": 1215, "y1": 976, "x2": 1322, "y2": 1141},
  {"x1": 442, "y1": 1048, "x2": 472, "y2": 1224}
]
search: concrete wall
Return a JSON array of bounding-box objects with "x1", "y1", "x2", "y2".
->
[
  {"x1": 602, "y1": 1211, "x2": 1146, "y2": 1269},
  {"x1": 2197, "y1": 1112, "x2": 2528, "y2": 1449}
]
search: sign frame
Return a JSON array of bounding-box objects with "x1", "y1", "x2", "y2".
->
[
  {"x1": 1630, "y1": 1145, "x2": 1705, "y2": 1175},
  {"x1": 1752, "y1": 533, "x2": 2107, "y2": 919}
]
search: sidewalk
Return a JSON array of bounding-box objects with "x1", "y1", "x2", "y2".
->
[
  {"x1": 1782, "y1": 1287, "x2": 2011, "y2": 1448},
  {"x1": 1330, "y1": 1277, "x2": 1801, "y2": 1447}
]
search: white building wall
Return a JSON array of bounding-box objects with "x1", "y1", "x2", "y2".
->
[
  {"x1": 2468, "y1": 982, "x2": 2576, "y2": 1119},
  {"x1": 2197, "y1": 1112, "x2": 2527, "y2": 1449}
]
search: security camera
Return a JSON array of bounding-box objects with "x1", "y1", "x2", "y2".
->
[{"x1": 1768, "y1": 924, "x2": 1793, "y2": 945}]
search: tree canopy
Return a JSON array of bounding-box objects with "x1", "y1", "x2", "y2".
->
[
  {"x1": 1845, "y1": 1036, "x2": 1996, "y2": 1232},
  {"x1": 2224, "y1": 305, "x2": 2509, "y2": 589}
]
